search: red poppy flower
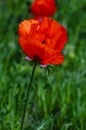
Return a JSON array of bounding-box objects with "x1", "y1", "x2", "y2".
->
[
  {"x1": 31, "y1": 0, "x2": 57, "y2": 17},
  {"x1": 18, "y1": 17, "x2": 68, "y2": 66}
]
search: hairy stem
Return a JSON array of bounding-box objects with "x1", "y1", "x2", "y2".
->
[{"x1": 20, "y1": 63, "x2": 37, "y2": 130}]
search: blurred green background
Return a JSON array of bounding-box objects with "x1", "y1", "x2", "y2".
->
[{"x1": 0, "y1": 0, "x2": 86, "y2": 130}]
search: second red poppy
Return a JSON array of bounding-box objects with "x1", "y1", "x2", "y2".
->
[{"x1": 31, "y1": 0, "x2": 57, "y2": 17}]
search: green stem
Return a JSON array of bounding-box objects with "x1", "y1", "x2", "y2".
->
[{"x1": 20, "y1": 63, "x2": 37, "y2": 130}]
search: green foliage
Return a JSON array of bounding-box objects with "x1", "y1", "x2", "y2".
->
[{"x1": 0, "y1": 0, "x2": 86, "y2": 130}]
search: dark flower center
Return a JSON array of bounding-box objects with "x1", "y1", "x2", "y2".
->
[
  {"x1": 42, "y1": 39, "x2": 46, "y2": 44},
  {"x1": 33, "y1": 55, "x2": 41, "y2": 63}
]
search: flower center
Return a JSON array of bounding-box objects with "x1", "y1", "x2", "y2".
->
[
  {"x1": 33, "y1": 55, "x2": 41, "y2": 63},
  {"x1": 42, "y1": 39, "x2": 46, "y2": 44}
]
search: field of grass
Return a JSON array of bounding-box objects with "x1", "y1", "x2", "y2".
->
[{"x1": 0, "y1": 0, "x2": 86, "y2": 130}]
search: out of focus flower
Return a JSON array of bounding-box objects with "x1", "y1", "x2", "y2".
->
[
  {"x1": 18, "y1": 17, "x2": 68, "y2": 66},
  {"x1": 31, "y1": 0, "x2": 57, "y2": 17}
]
